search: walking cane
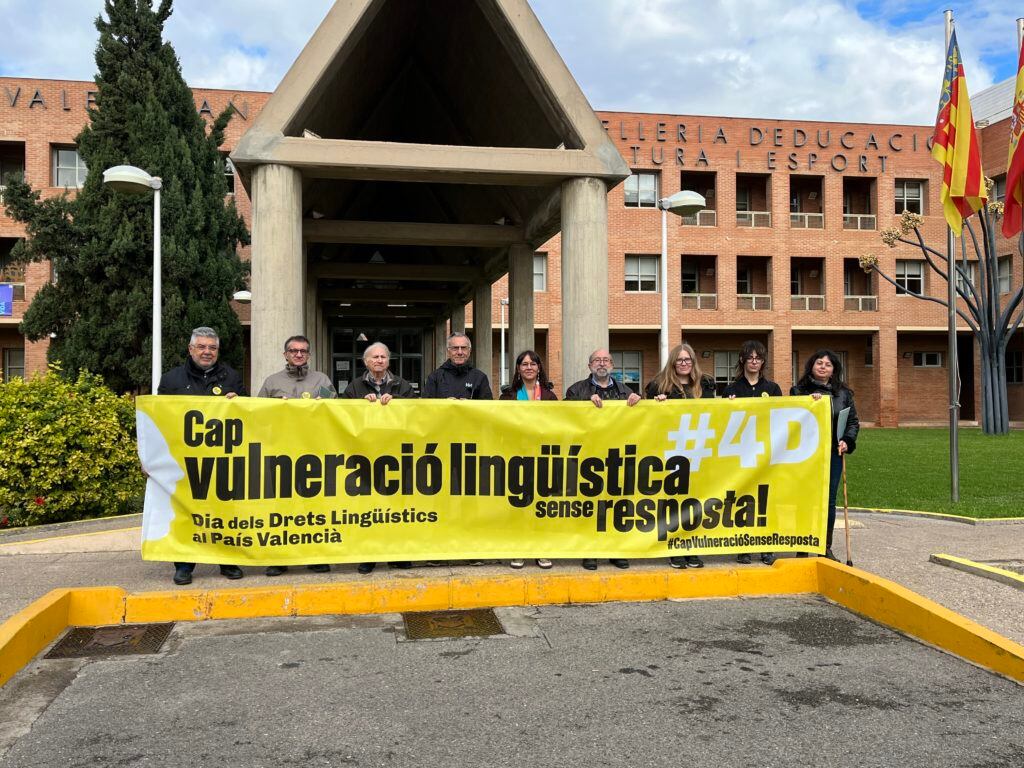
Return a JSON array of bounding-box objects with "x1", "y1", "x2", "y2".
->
[{"x1": 841, "y1": 453, "x2": 853, "y2": 566}]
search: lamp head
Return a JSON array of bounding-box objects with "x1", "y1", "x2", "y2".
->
[
  {"x1": 102, "y1": 165, "x2": 161, "y2": 195},
  {"x1": 659, "y1": 190, "x2": 705, "y2": 217}
]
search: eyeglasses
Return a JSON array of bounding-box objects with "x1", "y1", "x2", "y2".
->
[
  {"x1": 286, "y1": 348, "x2": 310, "y2": 356},
  {"x1": 590, "y1": 357, "x2": 612, "y2": 364},
  {"x1": 191, "y1": 344, "x2": 218, "y2": 352},
  {"x1": 675, "y1": 358, "x2": 693, "y2": 365},
  {"x1": 746, "y1": 356, "x2": 764, "y2": 362},
  {"x1": 448, "y1": 345, "x2": 470, "y2": 352}
]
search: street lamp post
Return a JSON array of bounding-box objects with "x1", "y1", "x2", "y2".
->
[
  {"x1": 658, "y1": 190, "x2": 706, "y2": 367},
  {"x1": 499, "y1": 297, "x2": 510, "y2": 386},
  {"x1": 102, "y1": 165, "x2": 163, "y2": 392}
]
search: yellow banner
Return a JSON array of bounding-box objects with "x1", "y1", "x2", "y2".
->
[{"x1": 135, "y1": 396, "x2": 831, "y2": 565}]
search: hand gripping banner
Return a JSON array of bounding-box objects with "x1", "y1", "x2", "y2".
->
[{"x1": 135, "y1": 396, "x2": 831, "y2": 565}]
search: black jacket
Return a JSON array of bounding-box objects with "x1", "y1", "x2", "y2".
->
[
  {"x1": 422, "y1": 360, "x2": 492, "y2": 399},
  {"x1": 723, "y1": 377, "x2": 783, "y2": 399},
  {"x1": 790, "y1": 379, "x2": 859, "y2": 453},
  {"x1": 157, "y1": 358, "x2": 247, "y2": 397},
  {"x1": 645, "y1": 375, "x2": 716, "y2": 399},
  {"x1": 343, "y1": 374, "x2": 417, "y2": 400},
  {"x1": 565, "y1": 376, "x2": 634, "y2": 401}
]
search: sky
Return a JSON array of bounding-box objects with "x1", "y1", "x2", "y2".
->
[{"x1": 0, "y1": 0, "x2": 1021, "y2": 125}]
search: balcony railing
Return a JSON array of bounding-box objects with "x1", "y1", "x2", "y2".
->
[
  {"x1": 680, "y1": 210, "x2": 718, "y2": 227},
  {"x1": 681, "y1": 293, "x2": 717, "y2": 310},
  {"x1": 736, "y1": 293, "x2": 772, "y2": 310},
  {"x1": 844, "y1": 295, "x2": 878, "y2": 311},
  {"x1": 736, "y1": 210, "x2": 771, "y2": 228},
  {"x1": 791, "y1": 294, "x2": 825, "y2": 310},
  {"x1": 843, "y1": 213, "x2": 876, "y2": 230},
  {"x1": 790, "y1": 212, "x2": 824, "y2": 229}
]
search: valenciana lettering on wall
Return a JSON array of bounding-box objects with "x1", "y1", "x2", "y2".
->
[{"x1": 0, "y1": 83, "x2": 249, "y2": 120}]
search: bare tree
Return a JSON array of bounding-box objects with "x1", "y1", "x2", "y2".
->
[{"x1": 859, "y1": 203, "x2": 1023, "y2": 435}]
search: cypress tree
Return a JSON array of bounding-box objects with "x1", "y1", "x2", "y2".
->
[{"x1": 2, "y1": 0, "x2": 248, "y2": 392}]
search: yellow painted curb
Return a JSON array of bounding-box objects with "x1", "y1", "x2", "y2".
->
[
  {"x1": 930, "y1": 553, "x2": 1024, "y2": 590},
  {"x1": 3, "y1": 560, "x2": 1023, "y2": 689},
  {"x1": 852, "y1": 507, "x2": 1024, "y2": 525},
  {"x1": 816, "y1": 560, "x2": 1024, "y2": 684}
]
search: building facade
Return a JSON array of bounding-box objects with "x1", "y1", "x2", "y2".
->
[{"x1": 1, "y1": 76, "x2": 1021, "y2": 424}]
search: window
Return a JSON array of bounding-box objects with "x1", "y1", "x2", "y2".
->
[
  {"x1": 624, "y1": 171, "x2": 659, "y2": 208},
  {"x1": 992, "y1": 175, "x2": 1007, "y2": 203},
  {"x1": 913, "y1": 351, "x2": 943, "y2": 367},
  {"x1": 2, "y1": 348, "x2": 24, "y2": 381},
  {"x1": 895, "y1": 180, "x2": 923, "y2": 214},
  {"x1": 714, "y1": 351, "x2": 740, "y2": 395},
  {"x1": 625, "y1": 254, "x2": 659, "y2": 292},
  {"x1": 790, "y1": 263, "x2": 801, "y2": 295},
  {"x1": 681, "y1": 261, "x2": 698, "y2": 294},
  {"x1": 533, "y1": 254, "x2": 547, "y2": 292},
  {"x1": 865, "y1": 336, "x2": 873, "y2": 368},
  {"x1": 736, "y1": 187, "x2": 750, "y2": 212},
  {"x1": 0, "y1": 155, "x2": 24, "y2": 189},
  {"x1": 222, "y1": 155, "x2": 236, "y2": 195},
  {"x1": 611, "y1": 351, "x2": 642, "y2": 393},
  {"x1": 1008, "y1": 349, "x2": 1023, "y2": 384},
  {"x1": 52, "y1": 147, "x2": 87, "y2": 188},
  {"x1": 955, "y1": 261, "x2": 978, "y2": 294},
  {"x1": 998, "y1": 256, "x2": 1011, "y2": 294},
  {"x1": 895, "y1": 260, "x2": 924, "y2": 295},
  {"x1": 837, "y1": 351, "x2": 849, "y2": 383},
  {"x1": 736, "y1": 266, "x2": 752, "y2": 294}
]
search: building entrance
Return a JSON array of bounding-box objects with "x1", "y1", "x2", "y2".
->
[{"x1": 330, "y1": 326, "x2": 425, "y2": 396}]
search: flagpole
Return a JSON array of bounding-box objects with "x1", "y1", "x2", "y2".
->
[{"x1": 944, "y1": 9, "x2": 960, "y2": 503}]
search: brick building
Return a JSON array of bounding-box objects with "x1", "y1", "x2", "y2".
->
[{"x1": 1, "y1": 76, "x2": 1021, "y2": 425}]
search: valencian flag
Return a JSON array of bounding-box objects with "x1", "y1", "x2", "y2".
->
[
  {"x1": 1002, "y1": 42, "x2": 1024, "y2": 238},
  {"x1": 932, "y1": 30, "x2": 987, "y2": 235}
]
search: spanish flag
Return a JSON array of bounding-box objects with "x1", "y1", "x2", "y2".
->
[
  {"x1": 932, "y1": 31, "x2": 987, "y2": 235},
  {"x1": 1002, "y1": 43, "x2": 1024, "y2": 238}
]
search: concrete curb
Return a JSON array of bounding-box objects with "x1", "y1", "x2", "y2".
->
[
  {"x1": 850, "y1": 507, "x2": 1024, "y2": 525},
  {"x1": 929, "y1": 553, "x2": 1024, "y2": 591},
  {"x1": 3, "y1": 560, "x2": 1023, "y2": 689}
]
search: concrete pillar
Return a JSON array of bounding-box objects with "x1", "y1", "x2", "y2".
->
[
  {"x1": 508, "y1": 244, "x2": 535, "y2": 360},
  {"x1": 251, "y1": 163, "x2": 303, "y2": 389},
  {"x1": 450, "y1": 303, "x2": 466, "y2": 334},
  {"x1": 433, "y1": 315, "x2": 448, "y2": 368},
  {"x1": 561, "y1": 177, "x2": 609, "y2": 383},
  {"x1": 473, "y1": 282, "x2": 493, "y2": 388},
  {"x1": 304, "y1": 256, "x2": 319, "y2": 370}
]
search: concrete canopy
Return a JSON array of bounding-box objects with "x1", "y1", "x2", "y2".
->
[{"x1": 231, "y1": 0, "x2": 628, "y2": 387}]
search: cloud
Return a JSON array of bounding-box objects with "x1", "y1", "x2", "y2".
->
[{"x1": 0, "y1": 0, "x2": 1017, "y2": 123}]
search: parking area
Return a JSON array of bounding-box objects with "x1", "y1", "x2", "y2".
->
[{"x1": 2, "y1": 596, "x2": 1022, "y2": 767}]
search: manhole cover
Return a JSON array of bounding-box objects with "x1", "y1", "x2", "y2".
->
[
  {"x1": 45, "y1": 623, "x2": 174, "y2": 659},
  {"x1": 402, "y1": 609, "x2": 504, "y2": 640}
]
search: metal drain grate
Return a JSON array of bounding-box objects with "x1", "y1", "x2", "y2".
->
[
  {"x1": 45, "y1": 623, "x2": 174, "y2": 659},
  {"x1": 402, "y1": 609, "x2": 504, "y2": 640}
]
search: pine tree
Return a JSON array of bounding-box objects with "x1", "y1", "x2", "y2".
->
[{"x1": 2, "y1": 0, "x2": 248, "y2": 392}]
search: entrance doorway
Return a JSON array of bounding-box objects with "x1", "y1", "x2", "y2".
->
[{"x1": 331, "y1": 326, "x2": 425, "y2": 395}]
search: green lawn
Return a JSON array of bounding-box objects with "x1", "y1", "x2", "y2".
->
[{"x1": 847, "y1": 428, "x2": 1024, "y2": 519}]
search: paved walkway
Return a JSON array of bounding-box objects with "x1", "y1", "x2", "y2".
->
[{"x1": 2, "y1": 512, "x2": 1023, "y2": 646}]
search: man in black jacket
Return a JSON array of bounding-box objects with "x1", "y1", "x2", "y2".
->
[
  {"x1": 157, "y1": 326, "x2": 246, "y2": 586},
  {"x1": 344, "y1": 341, "x2": 417, "y2": 402},
  {"x1": 422, "y1": 332, "x2": 492, "y2": 399},
  {"x1": 564, "y1": 348, "x2": 639, "y2": 571}
]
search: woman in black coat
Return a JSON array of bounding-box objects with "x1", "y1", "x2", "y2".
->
[{"x1": 790, "y1": 349, "x2": 860, "y2": 560}]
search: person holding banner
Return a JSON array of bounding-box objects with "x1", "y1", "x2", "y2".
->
[
  {"x1": 645, "y1": 343, "x2": 715, "y2": 400},
  {"x1": 343, "y1": 342, "x2": 416, "y2": 575},
  {"x1": 565, "y1": 348, "x2": 639, "y2": 570},
  {"x1": 646, "y1": 343, "x2": 712, "y2": 569},
  {"x1": 157, "y1": 326, "x2": 246, "y2": 586},
  {"x1": 724, "y1": 340, "x2": 782, "y2": 567},
  {"x1": 790, "y1": 350, "x2": 859, "y2": 561},
  {"x1": 500, "y1": 350, "x2": 557, "y2": 570},
  {"x1": 260, "y1": 335, "x2": 335, "y2": 578},
  {"x1": 343, "y1": 341, "x2": 417, "y2": 403},
  {"x1": 423, "y1": 332, "x2": 493, "y2": 400}
]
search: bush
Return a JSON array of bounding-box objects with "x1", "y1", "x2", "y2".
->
[{"x1": 0, "y1": 365, "x2": 144, "y2": 526}]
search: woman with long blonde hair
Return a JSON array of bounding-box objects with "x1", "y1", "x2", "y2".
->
[{"x1": 645, "y1": 343, "x2": 715, "y2": 400}]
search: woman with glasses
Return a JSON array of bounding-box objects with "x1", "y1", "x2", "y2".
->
[
  {"x1": 791, "y1": 349, "x2": 859, "y2": 562},
  {"x1": 724, "y1": 340, "x2": 782, "y2": 566},
  {"x1": 646, "y1": 342, "x2": 713, "y2": 569},
  {"x1": 500, "y1": 350, "x2": 556, "y2": 570}
]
